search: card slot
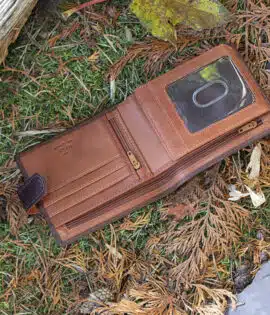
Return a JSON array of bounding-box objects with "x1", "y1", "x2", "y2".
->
[
  {"x1": 48, "y1": 165, "x2": 134, "y2": 222},
  {"x1": 46, "y1": 153, "x2": 121, "y2": 195},
  {"x1": 19, "y1": 118, "x2": 125, "y2": 198},
  {"x1": 65, "y1": 203, "x2": 111, "y2": 230},
  {"x1": 44, "y1": 156, "x2": 126, "y2": 208},
  {"x1": 52, "y1": 174, "x2": 138, "y2": 229}
]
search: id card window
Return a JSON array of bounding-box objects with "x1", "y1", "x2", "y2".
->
[{"x1": 167, "y1": 57, "x2": 254, "y2": 133}]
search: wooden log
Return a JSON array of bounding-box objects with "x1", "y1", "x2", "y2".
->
[{"x1": 0, "y1": 0, "x2": 37, "y2": 64}]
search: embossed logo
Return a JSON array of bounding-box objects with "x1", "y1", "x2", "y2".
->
[{"x1": 54, "y1": 139, "x2": 73, "y2": 156}]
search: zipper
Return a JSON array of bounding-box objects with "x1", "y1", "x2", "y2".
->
[
  {"x1": 238, "y1": 120, "x2": 258, "y2": 134},
  {"x1": 65, "y1": 118, "x2": 262, "y2": 230},
  {"x1": 109, "y1": 117, "x2": 141, "y2": 170}
]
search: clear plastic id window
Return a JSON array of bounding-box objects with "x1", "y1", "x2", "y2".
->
[{"x1": 167, "y1": 57, "x2": 254, "y2": 133}]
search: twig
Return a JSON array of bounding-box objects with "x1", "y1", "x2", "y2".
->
[
  {"x1": 62, "y1": 0, "x2": 108, "y2": 19},
  {"x1": 16, "y1": 129, "x2": 66, "y2": 137}
]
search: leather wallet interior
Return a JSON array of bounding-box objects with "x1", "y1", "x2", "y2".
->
[{"x1": 17, "y1": 45, "x2": 270, "y2": 245}]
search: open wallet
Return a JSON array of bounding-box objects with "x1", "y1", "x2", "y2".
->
[{"x1": 17, "y1": 45, "x2": 270, "y2": 245}]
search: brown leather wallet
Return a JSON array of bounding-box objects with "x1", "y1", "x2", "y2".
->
[{"x1": 17, "y1": 45, "x2": 270, "y2": 245}]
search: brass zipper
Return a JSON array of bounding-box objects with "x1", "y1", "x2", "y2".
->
[
  {"x1": 238, "y1": 120, "x2": 258, "y2": 134},
  {"x1": 110, "y1": 117, "x2": 141, "y2": 171},
  {"x1": 127, "y1": 151, "x2": 141, "y2": 170}
]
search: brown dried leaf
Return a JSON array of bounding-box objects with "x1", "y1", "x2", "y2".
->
[
  {"x1": 160, "y1": 174, "x2": 250, "y2": 285},
  {"x1": 0, "y1": 180, "x2": 27, "y2": 235}
]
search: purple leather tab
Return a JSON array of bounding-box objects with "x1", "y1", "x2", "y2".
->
[{"x1": 18, "y1": 174, "x2": 46, "y2": 209}]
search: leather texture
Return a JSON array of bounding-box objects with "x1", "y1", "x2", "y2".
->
[
  {"x1": 17, "y1": 174, "x2": 46, "y2": 209},
  {"x1": 16, "y1": 45, "x2": 270, "y2": 245}
]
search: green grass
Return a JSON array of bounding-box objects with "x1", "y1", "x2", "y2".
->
[
  {"x1": 0, "y1": 2, "x2": 148, "y2": 165},
  {"x1": 1, "y1": 1, "x2": 270, "y2": 314},
  {"x1": 0, "y1": 4, "x2": 170, "y2": 313}
]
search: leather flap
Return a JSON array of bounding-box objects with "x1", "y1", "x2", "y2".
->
[{"x1": 18, "y1": 174, "x2": 47, "y2": 209}]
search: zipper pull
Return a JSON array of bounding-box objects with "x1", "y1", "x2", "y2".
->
[
  {"x1": 238, "y1": 121, "x2": 258, "y2": 134},
  {"x1": 127, "y1": 151, "x2": 141, "y2": 170}
]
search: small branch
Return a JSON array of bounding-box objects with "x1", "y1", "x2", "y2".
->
[
  {"x1": 16, "y1": 129, "x2": 66, "y2": 137},
  {"x1": 62, "y1": 0, "x2": 108, "y2": 19}
]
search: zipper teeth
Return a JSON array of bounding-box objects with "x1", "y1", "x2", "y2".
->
[
  {"x1": 110, "y1": 117, "x2": 141, "y2": 170},
  {"x1": 110, "y1": 118, "x2": 131, "y2": 153},
  {"x1": 65, "y1": 119, "x2": 262, "y2": 229}
]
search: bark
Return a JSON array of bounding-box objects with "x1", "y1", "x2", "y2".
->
[{"x1": 0, "y1": 0, "x2": 37, "y2": 64}]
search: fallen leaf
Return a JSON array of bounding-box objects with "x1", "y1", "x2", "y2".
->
[
  {"x1": 228, "y1": 184, "x2": 265, "y2": 208},
  {"x1": 131, "y1": 0, "x2": 230, "y2": 41},
  {"x1": 228, "y1": 185, "x2": 249, "y2": 201},
  {"x1": 246, "y1": 144, "x2": 262, "y2": 180},
  {"x1": 245, "y1": 185, "x2": 266, "y2": 208}
]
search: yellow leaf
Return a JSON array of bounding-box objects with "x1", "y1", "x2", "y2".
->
[{"x1": 130, "y1": 0, "x2": 230, "y2": 42}]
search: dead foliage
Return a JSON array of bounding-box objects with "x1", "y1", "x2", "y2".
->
[
  {"x1": 2, "y1": 144, "x2": 270, "y2": 314},
  {"x1": 64, "y1": 227, "x2": 184, "y2": 314},
  {"x1": 107, "y1": 22, "x2": 228, "y2": 79},
  {"x1": 160, "y1": 164, "x2": 221, "y2": 222},
  {"x1": 101, "y1": 281, "x2": 184, "y2": 315},
  {"x1": 1, "y1": 1, "x2": 270, "y2": 314},
  {"x1": 108, "y1": 36, "x2": 208, "y2": 79},
  {"x1": 164, "y1": 163, "x2": 221, "y2": 209},
  {"x1": 77, "y1": 226, "x2": 237, "y2": 315},
  {"x1": 46, "y1": 7, "x2": 112, "y2": 50},
  {"x1": 226, "y1": 0, "x2": 270, "y2": 97},
  {"x1": 61, "y1": 0, "x2": 109, "y2": 20},
  {"x1": 256, "y1": 140, "x2": 270, "y2": 187},
  {"x1": 48, "y1": 21, "x2": 81, "y2": 47},
  {"x1": 118, "y1": 210, "x2": 152, "y2": 231},
  {"x1": 108, "y1": 0, "x2": 270, "y2": 94},
  {"x1": 0, "y1": 176, "x2": 27, "y2": 235},
  {"x1": 0, "y1": 237, "x2": 77, "y2": 313},
  {"x1": 108, "y1": 25, "x2": 233, "y2": 79},
  {"x1": 160, "y1": 173, "x2": 250, "y2": 287}
]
